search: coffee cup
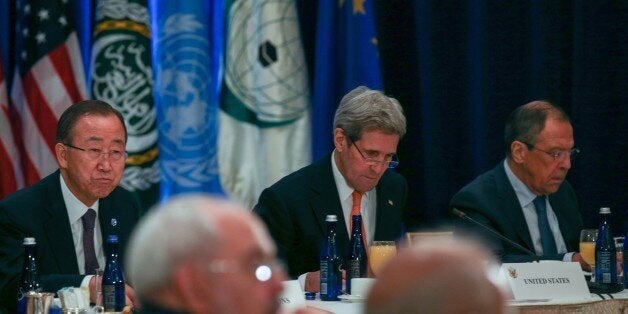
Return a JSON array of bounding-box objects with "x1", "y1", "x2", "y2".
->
[{"x1": 349, "y1": 278, "x2": 375, "y2": 297}]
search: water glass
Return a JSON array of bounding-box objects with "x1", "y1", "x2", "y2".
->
[{"x1": 93, "y1": 269, "x2": 104, "y2": 313}]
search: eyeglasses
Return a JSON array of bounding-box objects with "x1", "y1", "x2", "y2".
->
[
  {"x1": 351, "y1": 141, "x2": 399, "y2": 169},
  {"x1": 521, "y1": 142, "x2": 580, "y2": 162},
  {"x1": 63, "y1": 143, "x2": 127, "y2": 162},
  {"x1": 208, "y1": 259, "x2": 284, "y2": 282}
]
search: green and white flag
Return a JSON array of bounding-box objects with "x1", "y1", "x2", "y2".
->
[
  {"x1": 91, "y1": 0, "x2": 159, "y2": 211},
  {"x1": 220, "y1": 0, "x2": 312, "y2": 209}
]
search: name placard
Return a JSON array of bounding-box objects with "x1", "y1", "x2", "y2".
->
[
  {"x1": 500, "y1": 261, "x2": 590, "y2": 300},
  {"x1": 279, "y1": 280, "x2": 306, "y2": 312}
]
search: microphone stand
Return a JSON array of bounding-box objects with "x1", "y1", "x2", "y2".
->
[{"x1": 451, "y1": 208, "x2": 540, "y2": 262}]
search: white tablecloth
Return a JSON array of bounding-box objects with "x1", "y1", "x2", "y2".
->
[{"x1": 306, "y1": 299, "x2": 364, "y2": 314}]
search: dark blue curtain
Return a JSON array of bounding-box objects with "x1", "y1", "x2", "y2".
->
[{"x1": 300, "y1": 1, "x2": 627, "y2": 233}]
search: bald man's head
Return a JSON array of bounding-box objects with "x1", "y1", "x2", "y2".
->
[{"x1": 366, "y1": 240, "x2": 507, "y2": 314}]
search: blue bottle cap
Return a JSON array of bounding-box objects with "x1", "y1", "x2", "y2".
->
[{"x1": 305, "y1": 292, "x2": 316, "y2": 300}]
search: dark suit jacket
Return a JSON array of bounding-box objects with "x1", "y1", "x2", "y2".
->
[
  {"x1": 449, "y1": 162, "x2": 583, "y2": 263},
  {"x1": 0, "y1": 171, "x2": 141, "y2": 311},
  {"x1": 253, "y1": 154, "x2": 408, "y2": 278}
]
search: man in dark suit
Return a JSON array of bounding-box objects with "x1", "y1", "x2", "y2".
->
[
  {"x1": 450, "y1": 100, "x2": 587, "y2": 269},
  {"x1": 0, "y1": 100, "x2": 141, "y2": 311},
  {"x1": 254, "y1": 86, "x2": 408, "y2": 291}
]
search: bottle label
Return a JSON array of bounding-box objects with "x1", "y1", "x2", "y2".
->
[
  {"x1": 596, "y1": 251, "x2": 617, "y2": 283},
  {"x1": 349, "y1": 260, "x2": 361, "y2": 278},
  {"x1": 320, "y1": 261, "x2": 328, "y2": 294},
  {"x1": 103, "y1": 285, "x2": 116, "y2": 311}
]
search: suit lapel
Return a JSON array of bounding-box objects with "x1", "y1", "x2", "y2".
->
[
  {"x1": 548, "y1": 193, "x2": 573, "y2": 251},
  {"x1": 494, "y1": 163, "x2": 535, "y2": 251},
  {"x1": 99, "y1": 195, "x2": 120, "y2": 241},
  {"x1": 374, "y1": 172, "x2": 398, "y2": 240},
  {"x1": 308, "y1": 158, "x2": 350, "y2": 245},
  {"x1": 43, "y1": 172, "x2": 80, "y2": 273}
]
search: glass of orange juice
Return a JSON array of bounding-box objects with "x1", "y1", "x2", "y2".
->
[
  {"x1": 369, "y1": 241, "x2": 397, "y2": 277},
  {"x1": 579, "y1": 229, "x2": 597, "y2": 280}
]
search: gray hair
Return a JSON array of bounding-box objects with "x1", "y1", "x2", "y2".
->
[
  {"x1": 125, "y1": 194, "x2": 243, "y2": 297},
  {"x1": 504, "y1": 100, "x2": 570, "y2": 157},
  {"x1": 333, "y1": 86, "x2": 406, "y2": 141}
]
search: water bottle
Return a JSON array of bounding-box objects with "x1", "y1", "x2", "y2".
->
[
  {"x1": 594, "y1": 207, "x2": 617, "y2": 284},
  {"x1": 17, "y1": 237, "x2": 42, "y2": 314},
  {"x1": 320, "y1": 215, "x2": 342, "y2": 301},
  {"x1": 347, "y1": 215, "x2": 367, "y2": 295},
  {"x1": 102, "y1": 235, "x2": 125, "y2": 311}
]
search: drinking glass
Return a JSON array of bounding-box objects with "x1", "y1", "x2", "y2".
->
[
  {"x1": 579, "y1": 229, "x2": 597, "y2": 281},
  {"x1": 93, "y1": 268, "x2": 104, "y2": 313},
  {"x1": 368, "y1": 241, "x2": 397, "y2": 277}
]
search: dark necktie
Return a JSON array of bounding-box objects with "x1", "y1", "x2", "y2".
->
[
  {"x1": 533, "y1": 196, "x2": 557, "y2": 255},
  {"x1": 82, "y1": 208, "x2": 99, "y2": 275}
]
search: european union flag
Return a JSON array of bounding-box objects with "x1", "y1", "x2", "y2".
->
[{"x1": 312, "y1": 0, "x2": 383, "y2": 161}]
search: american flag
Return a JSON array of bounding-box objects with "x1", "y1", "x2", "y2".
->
[
  {"x1": 10, "y1": 0, "x2": 87, "y2": 186},
  {"x1": 0, "y1": 56, "x2": 24, "y2": 198}
]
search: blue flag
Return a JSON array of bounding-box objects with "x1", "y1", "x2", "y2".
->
[
  {"x1": 150, "y1": 0, "x2": 225, "y2": 200},
  {"x1": 312, "y1": 0, "x2": 384, "y2": 161}
]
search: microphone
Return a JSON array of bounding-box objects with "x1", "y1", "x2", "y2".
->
[{"x1": 451, "y1": 208, "x2": 540, "y2": 262}]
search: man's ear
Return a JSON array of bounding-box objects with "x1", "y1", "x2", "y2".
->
[
  {"x1": 510, "y1": 141, "x2": 528, "y2": 164},
  {"x1": 333, "y1": 128, "x2": 347, "y2": 152},
  {"x1": 173, "y1": 262, "x2": 214, "y2": 312},
  {"x1": 55, "y1": 143, "x2": 68, "y2": 169}
]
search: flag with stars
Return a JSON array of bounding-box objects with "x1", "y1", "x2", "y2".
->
[
  {"x1": 10, "y1": 0, "x2": 87, "y2": 185},
  {"x1": 0, "y1": 54, "x2": 24, "y2": 198},
  {"x1": 311, "y1": 0, "x2": 383, "y2": 160}
]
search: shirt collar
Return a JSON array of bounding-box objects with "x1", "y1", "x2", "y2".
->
[
  {"x1": 331, "y1": 150, "x2": 373, "y2": 203},
  {"x1": 503, "y1": 159, "x2": 538, "y2": 208},
  {"x1": 59, "y1": 174, "x2": 99, "y2": 223}
]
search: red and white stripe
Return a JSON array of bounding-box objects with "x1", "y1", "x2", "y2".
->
[
  {"x1": 10, "y1": 32, "x2": 87, "y2": 185},
  {"x1": 0, "y1": 57, "x2": 24, "y2": 197}
]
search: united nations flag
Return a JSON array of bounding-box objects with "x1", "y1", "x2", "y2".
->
[{"x1": 150, "y1": 0, "x2": 225, "y2": 200}]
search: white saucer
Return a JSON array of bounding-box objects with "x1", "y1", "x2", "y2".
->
[{"x1": 338, "y1": 294, "x2": 366, "y2": 302}]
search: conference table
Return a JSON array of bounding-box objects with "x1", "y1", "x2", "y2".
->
[
  {"x1": 304, "y1": 290, "x2": 628, "y2": 313},
  {"x1": 510, "y1": 290, "x2": 628, "y2": 313}
]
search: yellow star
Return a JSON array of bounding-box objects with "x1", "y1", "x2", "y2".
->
[{"x1": 353, "y1": 0, "x2": 366, "y2": 14}]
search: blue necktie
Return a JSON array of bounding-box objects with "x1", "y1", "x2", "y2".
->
[{"x1": 533, "y1": 196, "x2": 557, "y2": 255}]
